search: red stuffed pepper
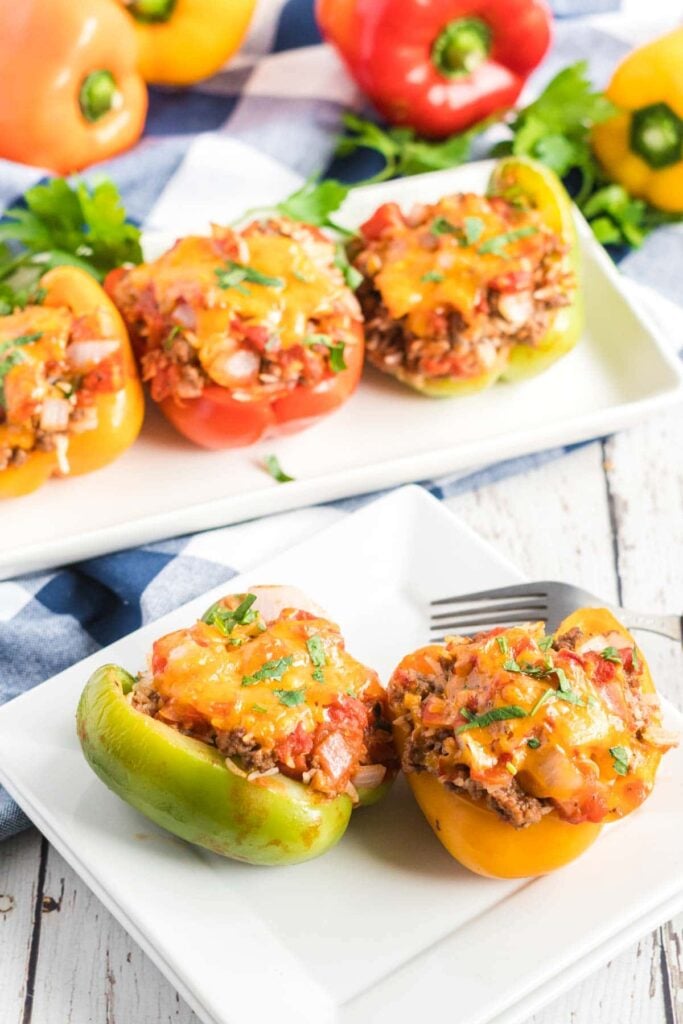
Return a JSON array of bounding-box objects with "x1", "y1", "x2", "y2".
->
[
  {"x1": 106, "y1": 219, "x2": 364, "y2": 448},
  {"x1": 317, "y1": 0, "x2": 552, "y2": 137}
]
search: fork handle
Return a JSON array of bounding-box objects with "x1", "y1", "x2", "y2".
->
[{"x1": 618, "y1": 609, "x2": 682, "y2": 644}]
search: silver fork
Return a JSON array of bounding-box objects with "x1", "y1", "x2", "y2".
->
[{"x1": 429, "y1": 580, "x2": 683, "y2": 644}]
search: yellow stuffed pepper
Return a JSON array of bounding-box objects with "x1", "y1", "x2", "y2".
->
[{"x1": 388, "y1": 608, "x2": 677, "y2": 878}]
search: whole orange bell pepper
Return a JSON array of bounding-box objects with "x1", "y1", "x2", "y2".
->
[
  {"x1": 119, "y1": 0, "x2": 257, "y2": 86},
  {"x1": 0, "y1": 0, "x2": 147, "y2": 174},
  {"x1": 0, "y1": 268, "x2": 144, "y2": 498}
]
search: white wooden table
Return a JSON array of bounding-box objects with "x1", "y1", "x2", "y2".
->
[{"x1": 1, "y1": 405, "x2": 681, "y2": 1024}]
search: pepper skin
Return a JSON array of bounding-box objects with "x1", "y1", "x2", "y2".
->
[
  {"x1": 121, "y1": 0, "x2": 257, "y2": 87},
  {"x1": 0, "y1": 268, "x2": 144, "y2": 499},
  {"x1": 389, "y1": 608, "x2": 674, "y2": 878},
  {"x1": 489, "y1": 156, "x2": 583, "y2": 384},
  {"x1": 78, "y1": 665, "x2": 353, "y2": 865},
  {"x1": 316, "y1": 0, "x2": 552, "y2": 137},
  {"x1": 77, "y1": 587, "x2": 394, "y2": 865},
  {"x1": 0, "y1": 0, "x2": 147, "y2": 174},
  {"x1": 592, "y1": 29, "x2": 683, "y2": 213}
]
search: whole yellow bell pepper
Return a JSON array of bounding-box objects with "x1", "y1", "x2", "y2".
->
[
  {"x1": 120, "y1": 0, "x2": 257, "y2": 86},
  {"x1": 593, "y1": 29, "x2": 683, "y2": 213}
]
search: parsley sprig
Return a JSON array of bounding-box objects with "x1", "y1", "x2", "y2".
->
[{"x1": 0, "y1": 178, "x2": 142, "y2": 313}]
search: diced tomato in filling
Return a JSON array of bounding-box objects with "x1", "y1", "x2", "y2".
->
[{"x1": 360, "y1": 203, "x2": 406, "y2": 241}]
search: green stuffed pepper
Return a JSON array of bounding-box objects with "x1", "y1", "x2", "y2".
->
[
  {"x1": 350, "y1": 156, "x2": 582, "y2": 396},
  {"x1": 77, "y1": 585, "x2": 396, "y2": 866}
]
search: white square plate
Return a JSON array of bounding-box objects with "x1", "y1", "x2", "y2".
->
[
  {"x1": 1, "y1": 485, "x2": 682, "y2": 1024},
  {"x1": 2, "y1": 162, "x2": 682, "y2": 579}
]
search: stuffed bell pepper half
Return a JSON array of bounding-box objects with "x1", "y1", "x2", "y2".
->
[
  {"x1": 106, "y1": 218, "x2": 364, "y2": 448},
  {"x1": 388, "y1": 608, "x2": 676, "y2": 878},
  {"x1": 349, "y1": 157, "x2": 582, "y2": 396},
  {"x1": 77, "y1": 586, "x2": 396, "y2": 865},
  {"x1": 0, "y1": 267, "x2": 144, "y2": 498}
]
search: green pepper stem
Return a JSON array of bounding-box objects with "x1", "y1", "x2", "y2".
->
[
  {"x1": 79, "y1": 70, "x2": 118, "y2": 123},
  {"x1": 126, "y1": 0, "x2": 176, "y2": 23},
  {"x1": 432, "y1": 17, "x2": 491, "y2": 79},
  {"x1": 630, "y1": 102, "x2": 683, "y2": 169}
]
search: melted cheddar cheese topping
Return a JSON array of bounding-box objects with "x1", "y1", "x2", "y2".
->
[
  {"x1": 371, "y1": 194, "x2": 554, "y2": 334},
  {"x1": 124, "y1": 227, "x2": 350, "y2": 355},
  {"x1": 149, "y1": 607, "x2": 382, "y2": 749}
]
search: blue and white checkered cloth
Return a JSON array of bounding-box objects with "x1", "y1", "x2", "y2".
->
[{"x1": 1, "y1": 0, "x2": 682, "y2": 839}]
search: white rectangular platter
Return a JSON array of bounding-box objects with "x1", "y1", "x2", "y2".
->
[
  {"x1": 2, "y1": 160, "x2": 682, "y2": 579},
  {"x1": 1, "y1": 486, "x2": 682, "y2": 1024}
]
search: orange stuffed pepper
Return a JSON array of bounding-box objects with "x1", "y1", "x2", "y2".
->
[
  {"x1": 388, "y1": 608, "x2": 677, "y2": 878},
  {"x1": 0, "y1": 267, "x2": 144, "y2": 498}
]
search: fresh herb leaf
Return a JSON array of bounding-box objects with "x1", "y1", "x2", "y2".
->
[
  {"x1": 496, "y1": 636, "x2": 509, "y2": 655},
  {"x1": 264, "y1": 454, "x2": 294, "y2": 483},
  {"x1": 276, "y1": 177, "x2": 353, "y2": 232},
  {"x1": 556, "y1": 691, "x2": 586, "y2": 706},
  {"x1": 530, "y1": 687, "x2": 554, "y2": 717},
  {"x1": 527, "y1": 737, "x2": 541, "y2": 749},
  {"x1": 538, "y1": 635, "x2": 555, "y2": 651},
  {"x1": 553, "y1": 667, "x2": 571, "y2": 693},
  {"x1": 163, "y1": 325, "x2": 181, "y2": 351},
  {"x1": 609, "y1": 745, "x2": 629, "y2": 776},
  {"x1": 601, "y1": 646, "x2": 622, "y2": 664},
  {"x1": 0, "y1": 332, "x2": 44, "y2": 408},
  {"x1": 306, "y1": 635, "x2": 326, "y2": 668},
  {"x1": 242, "y1": 655, "x2": 294, "y2": 687},
  {"x1": 421, "y1": 270, "x2": 445, "y2": 283},
  {"x1": 464, "y1": 217, "x2": 484, "y2": 244},
  {"x1": 460, "y1": 707, "x2": 475, "y2": 722},
  {"x1": 431, "y1": 217, "x2": 458, "y2": 236},
  {"x1": 203, "y1": 593, "x2": 258, "y2": 635},
  {"x1": 252, "y1": 704, "x2": 268, "y2": 714},
  {"x1": 273, "y1": 687, "x2": 307, "y2": 707},
  {"x1": 216, "y1": 260, "x2": 285, "y2": 293},
  {"x1": 477, "y1": 226, "x2": 538, "y2": 256},
  {"x1": 430, "y1": 216, "x2": 483, "y2": 246},
  {"x1": 503, "y1": 658, "x2": 521, "y2": 673},
  {"x1": 303, "y1": 333, "x2": 347, "y2": 372},
  {"x1": 312, "y1": 668, "x2": 325, "y2": 683},
  {"x1": 334, "y1": 244, "x2": 363, "y2": 290},
  {"x1": 0, "y1": 333, "x2": 42, "y2": 355},
  {"x1": 455, "y1": 705, "x2": 527, "y2": 734}
]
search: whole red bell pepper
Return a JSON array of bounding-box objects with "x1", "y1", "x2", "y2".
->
[{"x1": 317, "y1": 0, "x2": 553, "y2": 138}]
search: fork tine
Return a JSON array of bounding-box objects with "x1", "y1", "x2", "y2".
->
[
  {"x1": 431, "y1": 601, "x2": 547, "y2": 621},
  {"x1": 431, "y1": 583, "x2": 548, "y2": 607},
  {"x1": 430, "y1": 610, "x2": 548, "y2": 632}
]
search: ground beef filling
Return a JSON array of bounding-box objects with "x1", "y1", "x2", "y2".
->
[
  {"x1": 400, "y1": 719, "x2": 549, "y2": 828},
  {"x1": 131, "y1": 678, "x2": 393, "y2": 796}
]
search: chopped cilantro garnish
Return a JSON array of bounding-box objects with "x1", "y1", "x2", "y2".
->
[
  {"x1": 455, "y1": 705, "x2": 527, "y2": 734},
  {"x1": 557, "y1": 691, "x2": 586, "y2": 706},
  {"x1": 496, "y1": 636, "x2": 509, "y2": 655},
  {"x1": 312, "y1": 668, "x2": 325, "y2": 683},
  {"x1": 215, "y1": 260, "x2": 285, "y2": 294},
  {"x1": 252, "y1": 704, "x2": 268, "y2": 714},
  {"x1": 242, "y1": 655, "x2": 294, "y2": 687},
  {"x1": 421, "y1": 270, "x2": 445, "y2": 283},
  {"x1": 303, "y1": 333, "x2": 347, "y2": 372},
  {"x1": 601, "y1": 646, "x2": 622, "y2": 664},
  {"x1": 431, "y1": 216, "x2": 458, "y2": 236},
  {"x1": 503, "y1": 658, "x2": 521, "y2": 673},
  {"x1": 527, "y1": 737, "x2": 541, "y2": 749},
  {"x1": 553, "y1": 667, "x2": 571, "y2": 693},
  {"x1": 530, "y1": 687, "x2": 554, "y2": 717},
  {"x1": 273, "y1": 687, "x2": 306, "y2": 707},
  {"x1": 334, "y1": 243, "x2": 363, "y2": 290},
  {"x1": 460, "y1": 707, "x2": 475, "y2": 722},
  {"x1": 202, "y1": 593, "x2": 258, "y2": 635},
  {"x1": 164, "y1": 325, "x2": 181, "y2": 351},
  {"x1": 463, "y1": 217, "x2": 484, "y2": 244},
  {"x1": 610, "y1": 745, "x2": 629, "y2": 776},
  {"x1": 477, "y1": 226, "x2": 538, "y2": 256},
  {"x1": 306, "y1": 635, "x2": 326, "y2": 668},
  {"x1": 264, "y1": 454, "x2": 294, "y2": 483},
  {"x1": 538, "y1": 635, "x2": 555, "y2": 651}
]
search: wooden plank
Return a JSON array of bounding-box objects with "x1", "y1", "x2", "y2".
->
[
  {"x1": 28, "y1": 842, "x2": 200, "y2": 1024},
  {"x1": 0, "y1": 827, "x2": 44, "y2": 1024}
]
